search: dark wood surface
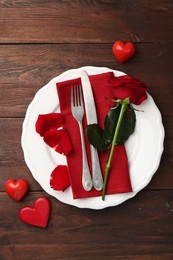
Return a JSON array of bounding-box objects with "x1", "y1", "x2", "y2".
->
[{"x1": 0, "y1": 1, "x2": 173, "y2": 259}]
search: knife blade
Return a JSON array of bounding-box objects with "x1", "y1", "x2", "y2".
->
[{"x1": 80, "y1": 70, "x2": 103, "y2": 191}]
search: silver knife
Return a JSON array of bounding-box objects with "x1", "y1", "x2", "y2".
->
[{"x1": 80, "y1": 70, "x2": 103, "y2": 191}]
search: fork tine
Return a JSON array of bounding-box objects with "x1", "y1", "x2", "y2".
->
[
  {"x1": 71, "y1": 86, "x2": 74, "y2": 108},
  {"x1": 77, "y1": 85, "x2": 82, "y2": 106},
  {"x1": 71, "y1": 85, "x2": 83, "y2": 107},
  {"x1": 79, "y1": 85, "x2": 83, "y2": 106},
  {"x1": 76, "y1": 85, "x2": 79, "y2": 106}
]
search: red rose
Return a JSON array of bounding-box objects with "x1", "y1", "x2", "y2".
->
[{"x1": 109, "y1": 75, "x2": 148, "y2": 105}]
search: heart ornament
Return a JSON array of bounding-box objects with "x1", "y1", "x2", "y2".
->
[
  {"x1": 19, "y1": 197, "x2": 51, "y2": 228},
  {"x1": 5, "y1": 179, "x2": 29, "y2": 201},
  {"x1": 112, "y1": 40, "x2": 136, "y2": 63}
]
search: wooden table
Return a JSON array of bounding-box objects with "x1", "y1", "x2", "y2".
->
[{"x1": 0, "y1": 1, "x2": 173, "y2": 259}]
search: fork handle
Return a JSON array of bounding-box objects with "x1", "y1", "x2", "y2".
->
[
  {"x1": 91, "y1": 146, "x2": 103, "y2": 191},
  {"x1": 79, "y1": 122, "x2": 93, "y2": 191}
]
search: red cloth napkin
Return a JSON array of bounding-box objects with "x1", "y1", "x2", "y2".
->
[{"x1": 56, "y1": 72, "x2": 132, "y2": 199}]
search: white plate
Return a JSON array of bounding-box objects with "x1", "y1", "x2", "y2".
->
[{"x1": 21, "y1": 66, "x2": 165, "y2": 209}]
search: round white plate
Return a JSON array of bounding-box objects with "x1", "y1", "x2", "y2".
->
[{"x1": 21, "y1": 66, "x2": 165, "y2": 209}]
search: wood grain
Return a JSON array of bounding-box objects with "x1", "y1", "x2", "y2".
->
[
  {"x1": 0, "y1": 0, "x2": 172, "y2": 43},
  {"x1": 0, "y1": 0, "x2": 173, "y2": 259},
  {"x1": 0, "y1": 43, "x2": 172, "y2": 117},
  {"x1": 0, "y1": 191, "x2": 173, "y2": 259}
]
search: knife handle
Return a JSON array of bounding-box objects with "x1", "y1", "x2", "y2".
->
[
  {"x1": 79, "y1": 122, "x2": 93, "y2": 191},
  {"x1": 91, "y1": 146, "x2": 103, "y2": 191}
]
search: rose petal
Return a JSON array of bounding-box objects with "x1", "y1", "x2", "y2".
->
[
  {"x1": 36, "y1": 113, "x2": 64, "y2": 137},
  {"x1": 43, "y1": 129, "x2": 72, "y2": 155},
  {"x1": 134, "y1": 92, "x2": 148, "y2": 105},
  {"x1": 50, "y1": 165, "x2": 70, "y2": 191}
]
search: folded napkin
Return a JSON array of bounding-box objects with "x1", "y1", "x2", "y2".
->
[{"x1": 56, "y1": 72, "x2": 132, "y2": 199}]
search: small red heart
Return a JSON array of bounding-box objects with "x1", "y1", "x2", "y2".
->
[
  {"x1": 112, "y1": 40, "x2": 136, "y2": 63},
  {"x1": 5, "y1": 179, "x2": 29, "y2": 201},
  {"x1": 19, "y1": 197, "x2": 51, "y2": 228}
]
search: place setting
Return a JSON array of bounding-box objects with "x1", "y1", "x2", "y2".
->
[{"x1": 21, "y1": 66, "x2": 165, "y2": 210}]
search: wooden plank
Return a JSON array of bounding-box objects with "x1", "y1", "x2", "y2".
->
[
  {"x1": 0, "y1": 0, "x2": 172, "y2": 43},
  {"x1": 0, "y1": 191, "x2": 173, "y2": 259},
  {"x1": 0, "y1": 43, "x2": 172, "y2": 117},
  {"x1": 0, "y1": 248, "x2": 173, "y2": 260},
  {"x1": 0, "y1": 116, "x2": 172, "y2": 190}
]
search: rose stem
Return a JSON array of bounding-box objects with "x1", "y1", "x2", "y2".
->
[{"x1": 102, "y1": 102, "x2": 128, "y2": 201}]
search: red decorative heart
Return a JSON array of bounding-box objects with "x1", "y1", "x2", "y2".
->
[
  {"x1": 5, "y1": 179, "x2": 29, "y2": 201},
  {"x1": 112, "y1": 40, "x2": 136, "y2": 63},
  {"x1": 19, "y1": 197, "x2": 51, "y2": 228}
]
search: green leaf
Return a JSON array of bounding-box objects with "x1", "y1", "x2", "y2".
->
[
  {"x1": 103, "y1": 104, "x2": 136, "y2": 145},
  {"x1": 103, "y1": 105, "x2": 120, "y2": 144},
  {"x1": 86, "y1": 124, "x2": 108, "y2": 151}
]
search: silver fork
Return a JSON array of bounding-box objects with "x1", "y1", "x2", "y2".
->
[{"x1": 71, "y1": 85, "x2": 93, "y2": 191}]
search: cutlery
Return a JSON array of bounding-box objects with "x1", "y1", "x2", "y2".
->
[
  {"x1": 71, "y1": 85, "x2": 93, "y2": 191},
  {"x1": 80, "y1": 70, "x2": 103, "y2": 191}
]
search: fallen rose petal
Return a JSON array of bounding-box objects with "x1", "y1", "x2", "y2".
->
[
  {"x1": 50, "y1": 165, "x2": 70, "y2": 191},
  {"x1": 36, "y1": 113, "x2": 64, "y2": 137},
  {"x1": 43, "y1": 129, "x2": 72, "y2": 155}
]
